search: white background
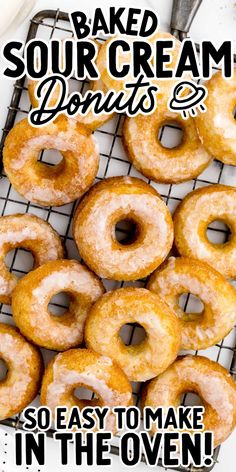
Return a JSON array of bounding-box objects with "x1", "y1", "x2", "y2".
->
[{"x1": 0, "y1": 0, "x2": 236, "y2": 471}]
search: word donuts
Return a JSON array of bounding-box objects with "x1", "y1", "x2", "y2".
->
[
  {"x1": 12, "y1": 260, "x2": 104, "y2": 351},
  {"x1": 3, "y1": 115, "x2": 99, "y2": 207},
  {"x1": 173, "y1": 184, "x2": 236, "y2": 278},
  {"x1": 0, "y1": 323, "x2": 43, "y2": 420},
  {"x1": 195, "y1": 69, "x2": 236, "y2": 166},
  {"x1": 148, "y1": 257, "x2": 236, "y2": 350},
  {"x1": 85, "y1": 287, "x2": 181, "y2": 382},
  {"x1": 40, "y1": 348, "x2": 132, "y2": 432},
  {"x1": 142, "y1": 355, "x2": 236, "y2": 447},
  {"x1": 123, "y1": 95, "x2": 212, "y2": 183},
  {"x1": 73, "y1": 176, "x2": 174, "y2": 280},
  {"x1": 0, "y1": 213, "x2": 64, "y2": 304}
]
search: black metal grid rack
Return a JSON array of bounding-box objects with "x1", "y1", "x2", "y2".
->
[{"x1": 0, "y1": 9, "x2": 235, "y2": 472}]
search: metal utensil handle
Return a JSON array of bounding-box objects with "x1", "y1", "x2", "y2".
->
[{"x1": 171, "y1": 0, "x2": 203, "y2": 35}]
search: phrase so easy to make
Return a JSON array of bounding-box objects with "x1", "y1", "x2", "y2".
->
[{"x1": 14, "y1": 406, "x2": 214, "y2": 469}]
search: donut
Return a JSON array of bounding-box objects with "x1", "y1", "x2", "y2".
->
[
  {"x1": 12, "y1": 259, "x2": 104, "y2": 351},
  {"x1": 3, "y1": 115, "x2": 99, "y2": 207},
  {"x1": 148, "y1": 257, "x2": 236, "y2": 350},
  {"x1": 123, "y1": 95, "x2": 212, "y2": 184},
  {"x1": 0, "y1": 323, "x2": 43, "y2": 420},
  {"x1": 96, "y1": 32, "x2": 187, "y2": 96},
  {"x1": 73, "y1": 176, "x2": 174, "y2": 280},
  {"x1": 0, "y1": 213, "x2": 64, "y2": 304},
  {"x1": 28, "y1": 39, "x2": 113, "y2": 131},
  {"x1": 195, "y1": 69, "x2": 236, "y2": 165},
  {"x1": 85, "y1": 287, "x2": 181, "y2": 382},
  {"x1": 40, "y1": 348, "x2": 132, "y2": 432},
  {"x1": 142, "y1": 355, "x2": 236, "y2": 447},
  {"x1": 173, "y1": 184, "x2": 236, "y2": 278}
]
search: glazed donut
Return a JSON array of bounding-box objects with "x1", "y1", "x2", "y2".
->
[
  {"x1": 40, "y1": 348, "x2": 132, "y2": 432},
  {"x1": 12, "y1": 260, "x2": 104, "y2": 351},
  {"x1": 148, "y1": 257, "x2": 236, "y2": 350},
  {"x1": 173, "y1": 184, "x2": 236, "y2": 278},
  {"x1": 96, "y1": 32, "x2": 186, "y2": 97},
  {"x1": 3, "y1": 115, "x2": 99, "y2": 207},
  {"x1": 73, "y1": 176, "x2": 174, "y2": 280},
  {"x1": 123, "y1": 95, "x2": 212, "y2": 183},
  {"x1": 195, "y1": 69, "x2": 236, "y2": 165},
  {"x1": 0, "y1": 323, "x2": 43, "y2": 420},
  {"x1": 142, "y1": 355, "x2": 236, "y2": 447},
  {"x1": 85, "y1": 287, "x2": 181, "y2": 382},
  {"x1": 0, "y1": 213, "x2": 64, "y2": 304}
]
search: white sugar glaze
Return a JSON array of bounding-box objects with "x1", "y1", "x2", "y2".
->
[
  {"x1": 24, "y1": 186, "x2": 70, "y2": 203},
  {"x1": 0, "y1": 225, "x2": 59, "y2": 260},
  {"x1": 32, "y1": 268, "x2": 102, "y2": 302}
]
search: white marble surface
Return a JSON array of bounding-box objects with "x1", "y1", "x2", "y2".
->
[{"x1": 0, "y1": 1, "x2": 235, "y2": 471}]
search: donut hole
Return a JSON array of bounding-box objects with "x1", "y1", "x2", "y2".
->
[
  {"x1": 206, "y1": 220, "x2": 232, "y2": 245},
  {"x1": 180, "y1": 391, "x2": 202, "y2": 407},
  {"x1": 38, "y1": 149, "x2": 63, "y2": 167},
  {"x1": 5, "y1": 248, "x2": 34, "y2": 277},
  {"x1": 48, "y1": 292, "x2": 71, "y2": 316},
  {"x1": 0, "y1": 359, "x2": 8, "y2": 381},
  {"x1": 119, "y1": 323, "x2": 147, "y2": 346},
  {"x1": 178, "y1": 293, "x2": 204, "y2": 321},
  {"x1": 158, "y1": 121, "x2": 184, "y2": 149},
  {"x1": 74, "y1": 386, "x2": 99, "y2": 401},
  {"x1": 115, "y1": 219, "x2": 140, "y2": 245}
]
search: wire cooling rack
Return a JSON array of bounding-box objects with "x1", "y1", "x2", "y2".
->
[{"x1": 0, "y1": 9, "x2": 236, "y2": 472}]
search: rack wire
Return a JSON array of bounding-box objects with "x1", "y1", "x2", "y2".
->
[{"x1": 0, "y1": 9, "x2": 235, "y2": 472}]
